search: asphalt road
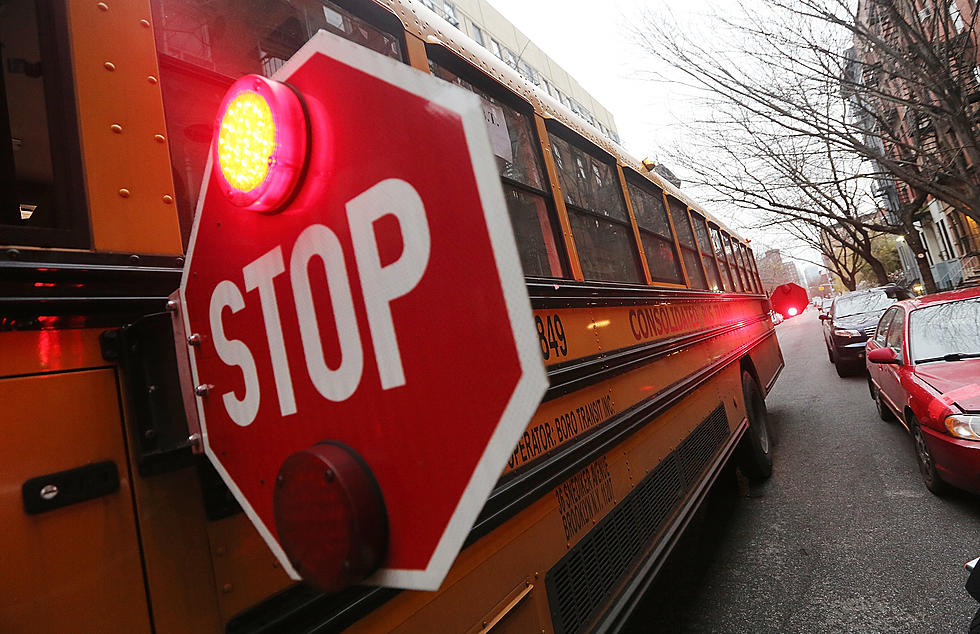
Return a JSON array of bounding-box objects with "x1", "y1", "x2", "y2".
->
[{"x1": 633, "y1": 307, "x2": 980, "y2": 633}]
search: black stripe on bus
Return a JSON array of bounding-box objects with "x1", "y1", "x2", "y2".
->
[
  {"x1": 542, "y1": 313, "x2": 772, "y2": 401},
  {"x1": 525, "y1": 276, "x2": 768, "y2": 307}
]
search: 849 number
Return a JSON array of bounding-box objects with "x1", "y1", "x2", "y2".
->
[{"x1": 535, "y1": 314, "x2": 567, "y2": 361}]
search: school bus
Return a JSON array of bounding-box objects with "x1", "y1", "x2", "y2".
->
[{"x1": 0, "y1": 1, "x2": 783, "y2": 632}]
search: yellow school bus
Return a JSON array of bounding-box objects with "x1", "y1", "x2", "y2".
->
[{"x1": 0, "y1": 1, "x2": 783, "y2": 632}]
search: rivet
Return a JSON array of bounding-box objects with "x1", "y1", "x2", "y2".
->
[
  {"x1": 97, "y1": 2, "x2": 109, "y2": 11},
  {"x1": 40, "y1": 484, "x2": 59, "y2": 500},
  {"x1": 194, "y1": 384, "x2": 211, "y2": 397},
  {"x1": 222, "y1": 584, "x2": 233, "y2": 593},
  {"x1": 128, "y1": 254, "x2": 140, "y2": 264},
  {"x1": 154, "y1": 134, "x2": 166, "y2": 143},
  {"x1": 147, "y1": 75, "x2": 158, "y2": 85},
  {"x1": 139, "y1": 18, "x2": 150, "y2": 28},
  {"x1": 110, "y1": 124, "x2": 122, "y2": 134},
  {"x1": 324, "y1": 469, "x2": 335, "y2": 482},
  {"x1": 215, "y1": 546, "x2": 226, "y2": 556},
  {"x1": 187, "y1": 333, "x2": 202, "y2": 346},
  {"x1": 187, "y1": 433, "x2": 201, "y2": 447},
  {"x1": 104, "y1": 61, "x2": 116, "y2": 71},
  {"x1": 6, "y1": 248, "x2": 20, "y2": 260},
  {"x1": 165, "y1": 299, "x2": 178, "y2": 312},
  {"x1": 118, "y1": 188, "x2": 130, "y2": 198},
  {"x1": 162, "y1": 194, "x2": 174, "y2": 205}
]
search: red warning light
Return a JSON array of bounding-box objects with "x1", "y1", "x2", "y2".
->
[
  {"x1": 214, "y1": 74, "x2": 308, "y2": 211},
  {"x1": 787, "y1": 307, "x2": 798, "y2": 316}
]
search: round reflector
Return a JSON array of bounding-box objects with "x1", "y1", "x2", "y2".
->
[
  {"x1": 214, "y1": 74, "x2": 308, "y2": 211},
  {"x1": 273, "y1": 442, "x2": 387, "y2": 592}
]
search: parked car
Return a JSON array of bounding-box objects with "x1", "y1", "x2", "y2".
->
[
  {"x1": 866, "y1": 287, "x2": 980, "y2": 495},
  {"x1": 821, "y1": 286, "x2": 914, "y2": 377}
]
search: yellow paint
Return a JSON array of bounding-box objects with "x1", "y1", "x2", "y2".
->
[
  {"x1": 67, "y1": 0, "x2": 182, "y2": 254},
  {"x1": 0, "y1": 370, "x2": 151, "y2": 633}
]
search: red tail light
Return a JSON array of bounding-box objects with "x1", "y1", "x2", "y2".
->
[{"x1": 214, "y1": 74, "x2": 308, "y2": 211}]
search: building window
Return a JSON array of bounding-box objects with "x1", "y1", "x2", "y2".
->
[
  {"x1": 489, "y1": 38, "x2": 502, "y2": 59},
  {"x1": 949, "y1": 1, "x2": 965, "y2": 31},
  {"x1": 471, "y1": 24, "x2": 484, "y2": 46}
]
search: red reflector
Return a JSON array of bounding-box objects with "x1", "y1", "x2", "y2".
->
[
  {"x1": 213, "y1": 74, "x2": 308, "y2": 212},
  {"x1": 273, "y1": 442, "x2": 387, "y2": 592}
]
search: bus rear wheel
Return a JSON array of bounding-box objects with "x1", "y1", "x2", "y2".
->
[{"x1": 737, "y1": 371, "x2": 772, "y2": 481}]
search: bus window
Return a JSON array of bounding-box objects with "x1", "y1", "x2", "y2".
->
[
  {"x1": 0, "y1": 1, "x2": 87, "y2": 248},
  {"x1": 548, "y1": 131, "x2": 642, "y2": 283},
  {"x1": 723, "y1": 234, "x2": 744, "y2": 292},
  {"x1": 429, "y1": 58, "x2": 565, "y2": 278},
  {"x1": 746, "y1": 246, "x2": 763, "y2": 291},
  {"x1": 665, "y1": 196, "x2": 706, "y2": 289},
  {"x1": 709, "y1": 224, "x2": 736, "y2": 292},
  {"x1": 690, "y1": 211, "x2": 722, "y2": 291},
  {"x1": 152, "y1": 0, "x2": 405, "y2": 248},
  {"x1": 729, "y1": 236, "x2": 749, "y2": 292},
  {"x1": 624, "y1": 174, "x2": 683, "y2": 285}
]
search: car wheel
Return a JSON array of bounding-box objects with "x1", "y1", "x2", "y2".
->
[
  {"x1": 867, "y1": 376, "x2": 875, "y2": 399},
  {"x1": 910, "y1": 418, "x2": 948, "y2": 496},
  {"x1": 736, "y1": 371, "x2": 773, "y2": 482},
  {"x1": 834, "y1": 357, "x2": 852, "y2": 377},
  {"x1": 872, "y1": 385, "x2": 896, "y2": 422},
  {"x1": 827, "y1": 344, "x2": 834, "y2": 364}
]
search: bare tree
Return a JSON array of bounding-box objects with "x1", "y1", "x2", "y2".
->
[{"x1": 633, "y1": 0, "x2": 980, "y2": 292}]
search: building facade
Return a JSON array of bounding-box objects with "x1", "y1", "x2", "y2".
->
[
  {"x1": 417, "y1": 0, "x2": 620, "y2": 143},
  {"x1": 757, "y1": 249, "x2": 802, "y2": 293},
  {"x1": 851, "y1": 0, "x2": 980, "y2": 290}
]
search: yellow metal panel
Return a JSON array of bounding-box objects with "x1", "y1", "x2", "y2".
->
[
  {"x1": 206, "y1": 514, "x2": 293, "y2": 625},
  {"x1": 0, "y1": 369, "x2": 150, "y2": 633},
  {"x1": 127, "y1": 467, "x2": 223, "y2": 634},
  {"x1": 67, "y1": 0, "x2": 182, "y2": 254},
  {"x1": 0, "y1": 329, "x2": 107, "y2": 377}
]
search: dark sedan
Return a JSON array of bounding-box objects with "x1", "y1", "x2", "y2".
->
[{"x1": 821, "y1": 286, "x2": 913, "y2": 377}]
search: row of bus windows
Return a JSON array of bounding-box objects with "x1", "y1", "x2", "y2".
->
[
  {"x1": 150, "y1": 0, "x2": 762, "y2": 294},
  {"x1": 428, "y1": 56, "x2": 762, "y2": 292}
]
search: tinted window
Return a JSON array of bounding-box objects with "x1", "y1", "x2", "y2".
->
[
  {"x1": 876, "y1": 308, "x2": 898, "y2": 345},
  {"x1": 430, "y1": 60, "x2": 563, "y2": 278},
  {"x1": 153, "y1": 0, "x2": 404, "y2": 247},
  {"x1": 909, "y1": 298, "x2": 980, "y2": 362},
  {"x1": 667, "y1": 197, "x2": 706, "y2": 289},
  {"x1": 1, "y1": 2, "x2": 86, "y2": 247},
  {"x1": 710, "y1": 225, "x2": 736, "y2": 292},
  {"x1": 625, "y1": 175, "x2": 683, "y2": 285},
  {"x1": 691, "y1": 212, "x2": 721, "y2": 291},
  {"x1": 885, "y1": 309, "x2": 905, "y2": 353},
  {"x1": 549, "y1": 131, "x2": 641, "y2": 283}
]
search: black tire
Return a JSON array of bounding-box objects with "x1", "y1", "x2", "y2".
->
[
  {"x1": 873, "y1": 385, "x2": 896, "y2": 422},
  {"x1": 969, "y1": 604, "x2": 980, "y2": 634},
  {"x1": 736, "y1": 372, "x2": 773, "y2": 481},
  {"x1": 834, "y1": 357, "x2": 852, "y2": 377},
  {"x1": 827, "y1": 344, "x2": 835, "y2": 364},
  {"x1": 910, "y1": 416, "x2": 948, "y2": 496},
  {"x1": 867, "y1": 376, "x2": 876, "y2": 399}
]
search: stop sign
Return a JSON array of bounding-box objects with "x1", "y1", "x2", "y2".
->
[{"x1": 178, "y1": 32, "x2": 546, "y2": 591}]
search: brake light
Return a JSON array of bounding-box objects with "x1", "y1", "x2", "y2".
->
[{"x1": 214, "y1": 74, "x2": 308, "y2": 211}]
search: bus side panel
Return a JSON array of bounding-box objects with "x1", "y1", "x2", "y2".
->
[
  {"x1": 749, "y1": 331, "x2": 784, "y2": 395},
  {"x1": 0, "y1": 368, "x2": 151, "y2": 633},
  {"x1": 345, "y1": 375, "x2": 742, "y2": 634}
]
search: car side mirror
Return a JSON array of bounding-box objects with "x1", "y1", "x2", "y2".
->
[
  {"x1": 868, "y1": 347, "x2": 901, "y2": 365},
  {"x1": 819, "y1": 314, "x2": 831, "y2": 320}
]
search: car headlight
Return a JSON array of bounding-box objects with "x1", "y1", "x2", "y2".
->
[
  {"x1": 834, "y1": 328, "x2": 862, "y2": 337},
  {"x1": 945, "y1": 415, "x2": 980, "y2": 440}
]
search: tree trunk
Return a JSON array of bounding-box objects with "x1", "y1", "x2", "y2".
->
[
  {"x1": 864, "y1": 251, "x2": 890, "y2": 285},
  {"x1": 903, "y1": 228, "x2": 937, "y2": 294}
]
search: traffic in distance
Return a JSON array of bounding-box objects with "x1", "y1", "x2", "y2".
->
[{"x1": 1, "y1": 1, "x2": 781, "y2": 633}]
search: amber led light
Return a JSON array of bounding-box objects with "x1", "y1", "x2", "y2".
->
[{"x1": 213, "y1": 74, "x2": 308, "y2": 211}]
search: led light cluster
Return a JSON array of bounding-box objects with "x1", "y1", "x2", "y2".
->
[{"x1": 213, "y1": 74, "x2": 308, "y2": 211}]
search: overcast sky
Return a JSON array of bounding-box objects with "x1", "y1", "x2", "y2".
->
[{"x1": 486, "y1": 0, "x2": 817, "y2": 271}]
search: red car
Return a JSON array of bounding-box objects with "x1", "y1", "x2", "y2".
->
[{"x1": 866, "y1": 287, "x2": 980, "y2": 495}]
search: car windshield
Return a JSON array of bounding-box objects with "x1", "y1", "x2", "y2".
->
[
  {"x1": 909, "y1": 298, "x2": 980, "y2": 362},
  {"x1": 834, "y1": 291, "x2": 898, "y2": 317}
]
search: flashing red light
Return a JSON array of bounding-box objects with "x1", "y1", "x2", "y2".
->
[
  {"x1": 787, "y1": 307, "x2": 798, "y2": 316},
  {"x1": 214, "y1": 74, "x2": 308, "y2": 212},
  {"x1": 273, "y1": 442, "x2": 387, "y2": 592}
]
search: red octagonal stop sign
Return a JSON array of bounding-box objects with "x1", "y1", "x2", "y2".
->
[{"x1": 179, "y1": 32, "x2": 546, "y2": 591}]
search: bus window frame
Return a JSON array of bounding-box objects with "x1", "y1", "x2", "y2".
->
[
  {"x1": 425, "y1": 43, "x2": 569, "y2": 279},
  {"x1": 544, "y1": 118, "x2": 644, "y2": 285},
  {"x1": 0, "y1": 0, "x2": 90, "y2": 250},
  {"x1": 622, "y1": 168, "x2": 686, "y2": 288},
  {"x1": 708, "y1": 222, "x2": 737, "y2": 292},
  {"x1": 689, "y1": 209, "x2": 723, "y2": 291}
]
